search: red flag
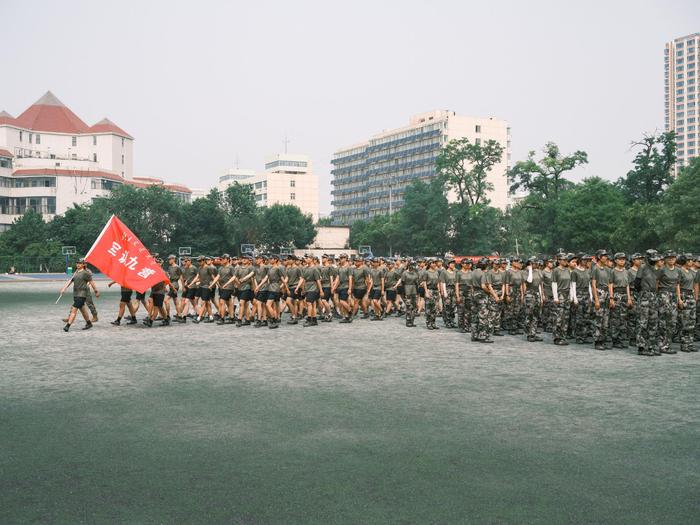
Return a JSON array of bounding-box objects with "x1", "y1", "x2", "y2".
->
[{"x1": 85, "y1": 215, "x2": 169, "y2": 293}]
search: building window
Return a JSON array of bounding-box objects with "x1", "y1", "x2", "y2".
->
[
  {"x1": 71, "y1": 154, "x2": 77, "y2": 160},
  {"x1": 290, "y1": 180, "x2": 295, "y2": 187},
  {"x1": 19, "y1": 131, "x2": 22, "y2": 142},
  {"x1": 93, "y1": 136, "x2": 97, "y2": 146},
  {"x1": 71, "y1": 136, "x2": 77, "y2": 147},
  {"x1": 290, "y1": 193, "x2": 296, "y2": 200},
  {"x1": 121, "y1": 137, "x2": 124, "y2": 147},
  {"x1": 121, "y1": 154, "x2": 124, "y2": 164},
  {"x1": 677, "y1": 88, "x2": 685, "y2": 94},
  {"x1": 93, "y1": 153, "x2": 97, "y2": 162},
  {"x1": 475, "y1": 125, "x2": 481, "y2": 133},
  {"x1": 36, "y1": 134, "x2": 40, "y2": 145},
  {"x1": 29, "y1": 133, "x2": 33, "y2": 144}
]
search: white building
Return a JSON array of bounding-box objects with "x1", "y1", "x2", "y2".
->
[
  {"x1": 0, "y1": 91, "x2": 191, "y2": 231},
  {"x1": 665, "y1": 33, "x2": 700, "y2": 174},
  {"x1": 218, "y1": 153, "x2": 319, "y2": 222},
  {"x1": 331, "y1": 110, "x2": 511, "y2": 224}
]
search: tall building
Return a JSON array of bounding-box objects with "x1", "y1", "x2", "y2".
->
[
  {"x1": 330, "y1": 110, "x2": 510, "y2": 224},
  {"x1": 665, "y1": 33, "x2": 700, "y2": 173},
  {"x1": 218, "y1": 153, "x2": 319, "y2": 221},
  {"x1": 0, "y1": 91, "x2": 191, "y2": 231}
]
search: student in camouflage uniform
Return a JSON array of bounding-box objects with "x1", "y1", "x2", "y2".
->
[
  {"x1": 61, "y1": 258, "x2": 99, "y2": 332},
  {"x1": 455, "y1": 259, "x2": 473, "y2": 332},
  {"x1": 441, "y1": 258, "x2": 458, "y2": 328},
  {"x1": 489, "y1": 260, "x2": 506, "y2": 336},
  {"x1": 396, "y1": 260, "x2": 420, "y2": 327},
  {"x1": 523, "y1": 257, "x2": 544, "y2": 342},
  {"x1": 677, "y1": 254, "x2": 697, "y2": 352},
  {"x1": 657, "y1": 251, "x2": 681, "y2": 354},
  {"x1": 471, "y1": 258, "x2": 495, "y2": 343},
  {"x1": 634, "y1": 250, "x2": 661, "y2": 356},
  {"x1": 421, "y1": 259, "x2": 442, "y2": 330},
  {"x1": 571, "y1": 254, "x2": 592, "y2": 344},
  {"x1": 609, "y1": 253, "x2": 633, "y2": 349},
  {"x1": 541, "y1": 258, "x2": 555, "y2": 332},
  {"x1": 551, "y1": 253, "x2": 572, "y2": 346},
  {"x1": 591, "y1": 250, "x2": 612, "y2": 350},
  {"x1": 627, "y1": 253, "x2": 643, "y2": 345},
  {"x1": 504, "y1": 257, "x2": 524, "y2": 335}
]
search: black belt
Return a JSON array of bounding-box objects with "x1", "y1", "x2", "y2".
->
[{"x1": 613, "y1": 287, "x2": 628, "y2": 292}]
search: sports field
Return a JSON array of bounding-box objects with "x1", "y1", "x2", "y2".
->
[{"x1": 1, "y1": 282, "x2": 698, "y2": 524}]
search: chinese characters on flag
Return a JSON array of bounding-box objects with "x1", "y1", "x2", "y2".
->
[{"x1": 85, "y1": 215, "x2": 169, "y2": 293}]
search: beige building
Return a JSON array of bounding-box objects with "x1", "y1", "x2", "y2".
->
[
  {"x1": 665, "y1": 33, "x2": 700, "y2": 173},
  {"x1": 218, "y1": 154, "x2": 319, "y2": 221},
  {"x1": 331, "y1": 110, "x2": 511, "y2": 224}
]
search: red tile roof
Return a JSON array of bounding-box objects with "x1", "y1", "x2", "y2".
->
[
  {"x1": 15, "y1": 91, "x2": 89, "y2": 134},
  {"x1": 126, "y1": 178, "x2": 191, "y2": 194},
  {"x1": 0, "y1": 110, "x2": 17, "y2": 126},
  {"x1": 0, "y1": 148, "x2": 13, "y2": 158},
  {"x1": 88, "y1": 118, "x2": 133, "y2": 139}
]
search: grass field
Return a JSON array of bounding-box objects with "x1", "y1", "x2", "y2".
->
[{"x1": 1, "y1": 282, "x2": 699, "y2": 524}]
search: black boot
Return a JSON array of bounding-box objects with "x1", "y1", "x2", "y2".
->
[{"x1": 82, "y1": 321, "x2": 93, "y2": 330}]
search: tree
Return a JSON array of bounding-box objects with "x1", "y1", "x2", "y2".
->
[
  {"x1": 260, "y1": 204, "x2": 316, "y2": 251},
  {"x1": 221, "y1": 183, "x2": 261, "y2": 251},
  {"x1": 316, "y1": 217, "x2": 334, "y2": 226},
  {"x1": 0, "y1": 210, "x2": 48, "y2": 254},
  {"x1": 436, "y1": 137, "x2": 504, "y2": 206},
  {"x1": 172, "y1": 189, "x2": 231, "y2": 255},
  {"x1": 395, "y1": 178, "x2": 450, "y2": 255},
  {"x1": 508, "y1": 142, "x2": 588, "y2": 200},
  {"x1": 348, "y1": 214, "x2": 402, "y2": 256},
  {"x1": 617, "y1": 131, "x2": 676, "y2": 204},
  {"x1": 47, "y1": 202, "x2": 111, "y2": 255},
  {"x1": 657, "y1": 157, "x2": 700, "y2": 252},
  {"x1": 449, "y1": 203, "x2": 506, "y2": 255}
]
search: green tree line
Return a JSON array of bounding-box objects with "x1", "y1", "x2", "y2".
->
[
  {"x1": 0, "y1": 183, "x2": 316, "y2": 263},
  {"x1": 350, "y1": 132, "x2": 700, "y2": 256}
]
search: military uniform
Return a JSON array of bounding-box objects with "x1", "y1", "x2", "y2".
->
[
  {"x1": 541, "y1": 267, "x2": 554, "y2": 332},
  {"x1": 456, "y1": 266, "x2": 473, "y2": 331},
  {"x1": 401, "y1": 267, "x2": 420, "y2": 327},
  {"x1": 678, "y1": 265, "x2": 696, "y2": 352},
  {"x1": 505, "y1": 266, "x2": 524, "y2": 334},
  {"x1": 423, "y1": 267, "x2": 441, "y2": 329},
  {"x1": 442, "y1": 266, "x2": 457, "y2": 328},
  {"x1": 657, "y1": 263, "x2": 680, "y2": 354},
  {"x1": 471, "y1": 265, "x2": 492, "y2": 342},
  {"x1": 571, "y1": 263, "x2": 592, "y2": 343},
  {"x1": 552, "y1": 263, "x2": 572, "y2": 345},
  {"x1": 489, "y1": 268, "x2": 505, "y2": 335},
  {"x1": 635, "y1": 261, "x2": 660, "y2": 355},
  {"x1": 609, "y1": 265, "x2": 631, "y2": 348},
  {"x1": 592, "y1": 263, "x2": 611, "y2": 349},
  {"x1": 523, "y1": 264, "x2": 543, "y2": 340}
]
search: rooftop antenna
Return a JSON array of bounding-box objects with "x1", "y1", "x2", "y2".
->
[{"x1": 283, "y1": 133, "x2": 290, "y2": 154}]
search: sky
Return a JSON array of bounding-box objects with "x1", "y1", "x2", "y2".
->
[{"x1": 2, "y1": 0, "x2": 699, "y2": 216}]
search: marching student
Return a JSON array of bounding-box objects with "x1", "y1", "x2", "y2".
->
[
  {"x1": 164, "y1": 254, "x2": 183, "y2": 320},
  {"x1": 61, "y1": 258, "x2": 100, "y2": 332},
  {"x1": 108, "y1": 281, "x2": 138, "y2": 326}
]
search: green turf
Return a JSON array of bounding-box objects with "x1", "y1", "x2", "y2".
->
[{"x1": 1, "y1": 283, "x2": 699, "y2": 524}]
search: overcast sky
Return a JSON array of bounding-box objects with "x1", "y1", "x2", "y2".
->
[{"x1": 2, "y1": 0, "x2": 699, "y2": 215}]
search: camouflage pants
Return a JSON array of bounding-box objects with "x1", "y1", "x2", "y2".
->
[
  {"x1": 610, "y1": 290, "x2": 630, "y2": 345},
  {"x1": 425, "y1": 288, "x2": 439, "y2": 327},
  {"x1": 86, "y1": 291, "x2": 98, "y2": 317},
  {"x1": 505, "y1": 293, "x2": 524, "y2": 332},
  {"x1": 593, "y1": 289, "x2": 610, "y2": 344},
  {"x1": 679, "y1": 292, "x2": 696, "y2": 351},
  {"x1": 457, "y1": 290, "x2": 472, "y2": 330},
  {"x1": 489, "y1": 288, "x2": 504, "y2": 332},
  {"x1": 636, "y1": 291, "x2": 659, "y2": 353},
  {"x1": 553, "y1": 294, "x2": 570, "y2": 341},
  {"x1": 524, "y1": 291, "x2": 540, "y2": 338},
  {"x1": 405, "y1": 294, "x2": 417, "y2": 325},
  {"x1": 471, "y1": 291, "x2": 491, "y2": 340},
  {"x1": 443, "y1": 286, "x2": 457, "y2": 326},
  {"x1": 628, "y1": 290, "x2": 639, "y2": 342},
  {"x1": 573, "y1": 293, "x2": 592, "y2": 340},
  {"x1": 542, "y1": 297, "x2": 555, "y2": 332},
  {"x1": 658, "y1": 291, "x2": 678, "y2": 352}
]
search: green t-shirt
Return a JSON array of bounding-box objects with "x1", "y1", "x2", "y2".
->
[
  {"x1": 286, "y1": 266, "x2": 301, "y2": 288},
  {"x1": 236, "y1": 265, "x2": 254, "y2": 291},
  {"x1": 267, "y1": 266, "x2": 284, "y2": 293},
  {"x1": 524, "y1": 268, "x2": 542, "y2": 293},
  {"x1": 302, "y1": 266, "x2": 321, "y2": 292},
  {"x1": 197, "y1": 265, "x2": 217, "y2": 288},
  {"x1": 351, "y1": 266, "x2": 369, "y2": 290},
  {"x1": 72, "y1": 269, "x2": 92, "y2": 298},
  {"x1": 679, "y1": 268, "x2": 695, "y2": 291},
  {"x1": 166, "y1": 264, "x2": 182, "y2": 289},
  {"x1": 217, "y1": 265, "x2": 236, "y2": 290},
  {"x1": 657, "y1": 266, "x2": 680, "y2": 292},
  {"x1": 337, "y1": 266, "x2": 351, "y2": 289},
  {"x1": 611, "y1": 268, "x2": 629, "y2": 288},
  {"x1": 254, "y1": 264, "x2": 269, "y2": 291}
]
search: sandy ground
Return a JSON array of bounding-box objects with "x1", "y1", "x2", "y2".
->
[{"x1": 1, "y1": 282, "x2": 699, "y2": 524}]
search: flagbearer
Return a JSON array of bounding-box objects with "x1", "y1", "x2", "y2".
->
[{"x1": 61, "y1": 258, "x2": 100, "y2": 332}]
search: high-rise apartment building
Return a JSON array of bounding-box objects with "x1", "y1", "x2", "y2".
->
[
  {"x1": 665, "y1": 33, "x2": 700, "y2": 173},
  {"x1": 330, "y1": 110, "x2": 510, "y2": 225},
  {"x1": 218, "y1": 154, "x2": 319, "y2": 221}
]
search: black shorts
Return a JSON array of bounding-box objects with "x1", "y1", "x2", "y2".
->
[
  {"x1": 418, "y1": 287, "x2": 425, "y2": 298},
  {"x1": 194, "y1": 288, "x2": 202, "y2": 298},
  {"x1": 397, "y1": 285, "x2": 405, "y2": 296},
  {"x1": 266, "y1": 291, "x2": 281, "y2": 302},
  {"x1": 199, "y1": 287, "x2": 212, "y2": 302},
  {"x1": 370, "y1": 289, "x2": 382, "y2": 300},
  {"x1": 255, "y1": 290, "x2": 269, "y2": 302},
  {"x1": 305, "y1": 291, "x2": 320, "y2": 303},
  {"x1": 239, "y1": 289, "x2": 254, "y2": 302},
  {"x1": 184, "y1": 288, "x2": 197, "y2": 300},
  {"x1": 136, "y1": 291, "x2": 146, "y2": 301},
  {"x1": 152, "y1": 293, "x2": 165, "y2": 307},
  {"x1": 322, "y1": 287, "x2": 332, "y2": 299},
  {"x1": 386, "y1": 290, "x2": 397, "y2": 301},
  {"x1": 292, "y1": 289, "x2": 304, "y2": 301},
  {"x1": 337, "y1": 288, "x2": 349, "y2": 301},
  {"x1": 120, "y1": 290, "x2": 133, "y2": 303},
  {"x1": 352, "y1": 288, "x2": 366, "y2": 299},
  {"x1": 219, "y1": 289, "x2": 233, "y2": 301},
  {"x1": 72, "y1": 296, "x2": 87, "y2": 309},
  {"x1": 168, "y1": 288, "x2": 178, "y2": 299}
]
